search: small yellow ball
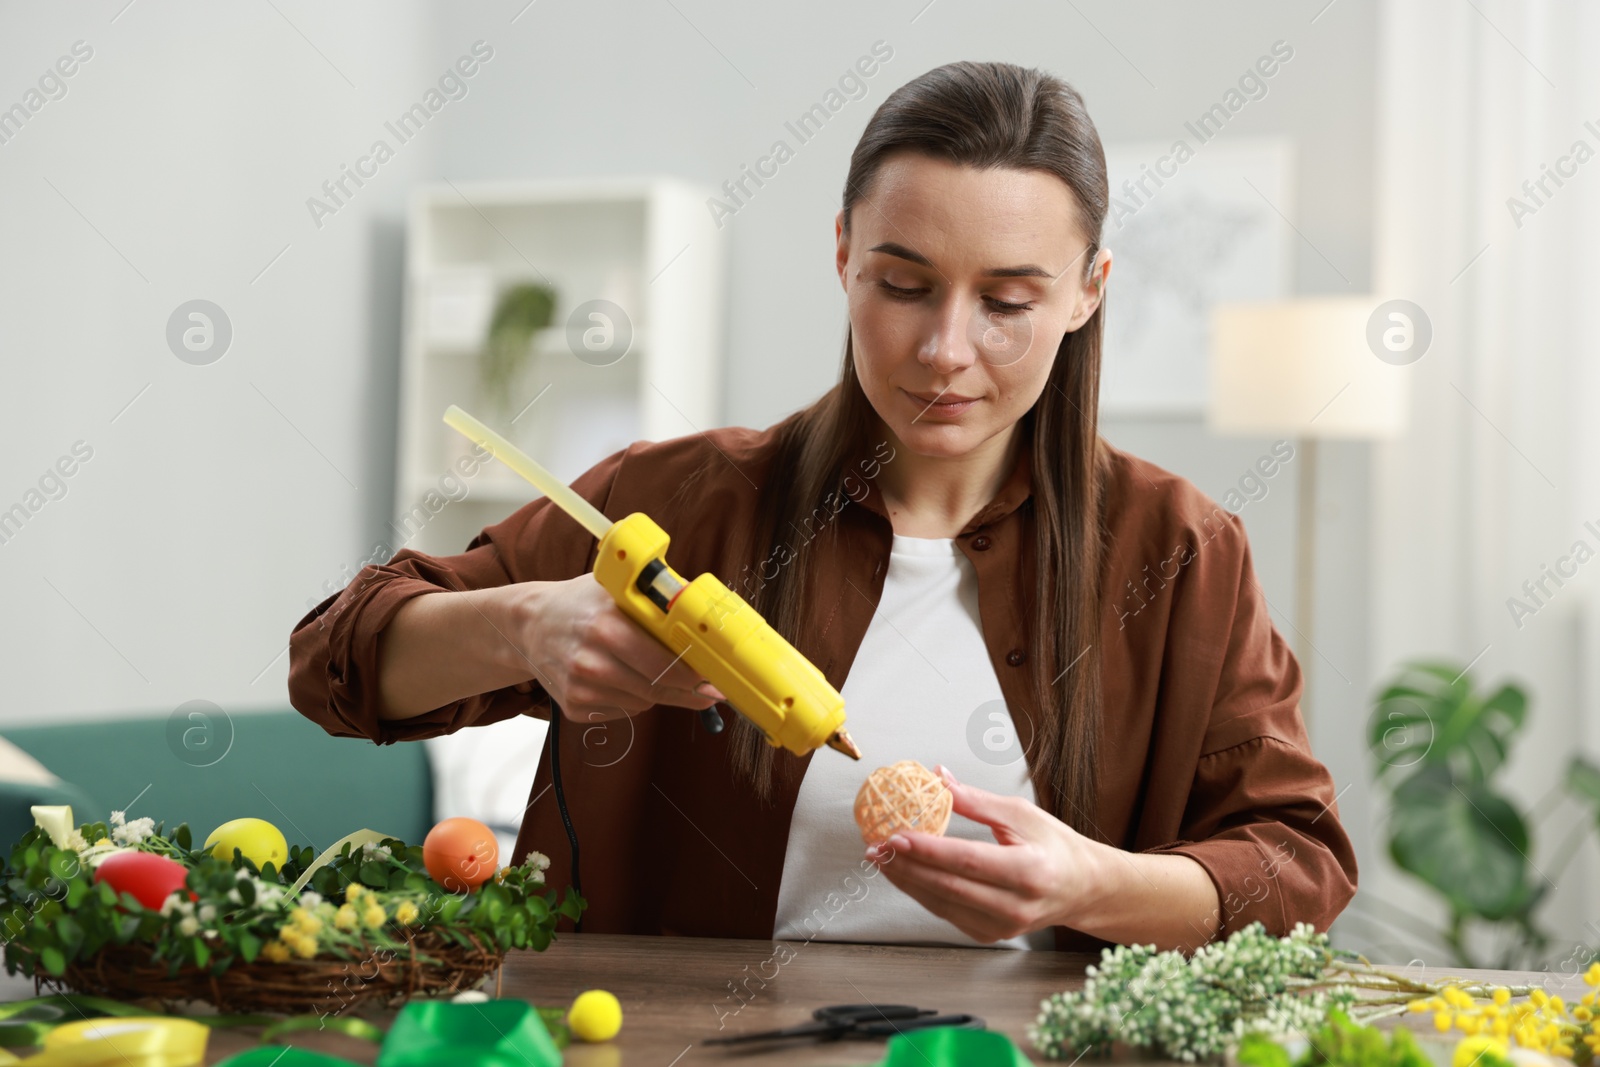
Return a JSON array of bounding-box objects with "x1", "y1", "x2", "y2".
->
[{"x1": 567, "y1": 990, "x2": 623, "y2": 1043}]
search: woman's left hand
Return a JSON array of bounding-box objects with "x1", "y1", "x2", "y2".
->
[{"x1": 864, "y1": 764, "x2": 1107, "y2": 944}]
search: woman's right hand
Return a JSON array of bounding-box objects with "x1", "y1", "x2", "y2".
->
[{"x1": 514, "y1": 575, "x2": 726, "y2": 723}]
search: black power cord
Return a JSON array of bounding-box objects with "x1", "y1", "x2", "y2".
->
[
  {"x1": 548, "y1": 697, "x2": 725, "y2": 937},
  {"x1": 547, "y1": 698, "x2": 582, "y2": 932}
]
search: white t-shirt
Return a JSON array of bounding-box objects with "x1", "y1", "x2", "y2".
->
[{"x1": 771, "y1": 533, "x2": 1054, "y2": 950}]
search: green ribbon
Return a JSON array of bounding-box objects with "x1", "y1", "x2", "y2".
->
[
  {"x1": 256, "y1": 1017, "x2": 385, "y2": 1047},
  {"x1": 0, "y1": 1003, "x2": 66, "y2": 1050},
  {"x1": 375, "y1": 1001, "x2": 560, "y2": 1067},
  {"x1": 207, "y1": 1000, "x2": 563, "y2": 1067},
  {"x1": 862, "y1": 1026, "x2": 1032, "y2": 1066},
  {"x1": 213, "y1": 1051, "x2": 351, "y2": 1067}
]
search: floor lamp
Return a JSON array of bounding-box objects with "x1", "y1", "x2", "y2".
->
[{"x1": 1207, "y1": 297, "x2": 1408, "y2": 729}]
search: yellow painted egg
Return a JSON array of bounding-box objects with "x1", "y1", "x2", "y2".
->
[{"x1": 204, "y1": 818, "x2": 288, "y2": 870}]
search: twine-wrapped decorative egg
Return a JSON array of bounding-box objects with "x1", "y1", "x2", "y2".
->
[{"x1": 853, "y1": 760, "x2": 953, "y2": 844}]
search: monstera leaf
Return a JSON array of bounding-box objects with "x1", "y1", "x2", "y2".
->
[
  {"x1": 1369, "y1": 661, "x2": 1526, "y2": 786},
  {"x1": 1387, "y1": 764, "x2": 1542, "y2": 922}
]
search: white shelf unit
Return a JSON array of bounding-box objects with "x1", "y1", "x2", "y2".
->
[
  {"x1": 396, "y1": 177, "x2": 725, "y2": 558},
  {"x1": 397, "y1": 179, "x2": 725, "y2": 845}
]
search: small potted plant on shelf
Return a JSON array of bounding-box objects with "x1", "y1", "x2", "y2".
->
[{"x1": 479, "y1": 283, "x2": 557, "y2": 419}]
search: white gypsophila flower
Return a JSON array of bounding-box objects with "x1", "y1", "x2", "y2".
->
[
  {"x1": 198, "y1": 904, "x2": 216, "y2": 924},
  {"x1": 109, "y1": 810, "x2": 126, "y2": 828},
  {"x1": 159, "y1": 894, "x2": 184, "y2": 917},
  {"x1": 111, "y1": 817, "x2": 156, "y2": 847},
  {"x1": 299, "y1": 891, "x2": 324, "y2": 908},
  {"x1": 360, "y1": 840, "x2": 389, "y2": 859},
  {"x1": 226, "y1": 888, "x2": 241, "y2": 904},
  {"x1": 523, "y1": 851, "x2": 551, "y2": 876},
  {"x1": 1027, "y1": 922, "x2": 1336, "y2": 1063},
  {"x1": 65, "y1": 830, "x2": 89, "y2": 855},
  {"x1": 177, "y1": 916, "x2": 200, "y2": 937}
]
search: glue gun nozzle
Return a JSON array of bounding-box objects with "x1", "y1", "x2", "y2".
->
[{"x1": 826, "y1": 729, "x2": 862, "y2": 760}]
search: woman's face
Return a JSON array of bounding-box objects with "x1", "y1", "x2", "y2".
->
[{"x1": 836, "y1": 151, "x2": 1109, "y2": 461}]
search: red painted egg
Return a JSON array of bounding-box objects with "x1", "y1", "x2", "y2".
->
[
  {"x1": 93, "y1": 851, "x2": 193, "y2": 910},
  {"x1": 423, "y1": 817, "x2": 499, "y2": 893}
]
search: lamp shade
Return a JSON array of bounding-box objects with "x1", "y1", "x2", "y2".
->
[{"x1": 1207, "y1": 297, "x2": 1409, "y2": 439}]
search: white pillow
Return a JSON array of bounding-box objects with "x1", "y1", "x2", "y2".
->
[
  {"x1": 424, "y1": 716, "x2": 548, "y2": 862},
  {"x1": 0, "y1": 737, "x2": 61, "y2": 787}
]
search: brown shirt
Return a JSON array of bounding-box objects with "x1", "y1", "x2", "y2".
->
[{"x1": 287, "y1": 414, "x2": 1357, "y2": 952}]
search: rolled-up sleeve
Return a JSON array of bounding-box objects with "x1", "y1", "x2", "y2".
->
[
  {"x1": 1144, "y1": 518, "x2": 1358, "y2": 937},
  {"x1": 287, "y1": 444, "x2": 630, "y2": 746}
]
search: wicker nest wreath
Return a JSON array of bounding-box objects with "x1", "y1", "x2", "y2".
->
[
  {"x1": 2, "y1": 810, "x2": 584, "y2": 1016},
  {"x1": 52, "y1": 928, "x2": 503, "y2": 1015}
]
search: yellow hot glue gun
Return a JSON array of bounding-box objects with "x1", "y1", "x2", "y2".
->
[{"x1": 442, "y1": 405, "x2": 861, "y2": 761}]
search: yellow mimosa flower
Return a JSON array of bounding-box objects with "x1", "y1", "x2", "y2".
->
[{"x1": 1453, "y1": 1035, "x2": 1509, "y2": 1067}]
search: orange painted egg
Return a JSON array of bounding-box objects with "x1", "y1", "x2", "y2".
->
[
  {"x1": 422, "y1": 817, "x2": 499, "y2": 893},
  {"x1": 93, "y1": 851, "x2": 193, "y2": 910}
]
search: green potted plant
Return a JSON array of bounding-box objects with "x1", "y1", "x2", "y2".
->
[
  {"x1": 1368, "y1": 659, "x2": 1600, "y2": 969},
  {"x1": 479, "y1": 283, "x2": 557, "y2": 419}
]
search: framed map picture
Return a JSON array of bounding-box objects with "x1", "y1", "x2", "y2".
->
[{"x1": 1099, "y1": 137, "x2": 1294, "y2": 415}]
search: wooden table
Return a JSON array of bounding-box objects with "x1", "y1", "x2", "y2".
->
[{"x1": 0, "y1": 934, "x2": 1575, "y2": 1064}]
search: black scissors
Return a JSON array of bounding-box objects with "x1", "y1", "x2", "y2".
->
[{"x1": 704, "y1": 1003, "x2": 985, "y2": 1045}]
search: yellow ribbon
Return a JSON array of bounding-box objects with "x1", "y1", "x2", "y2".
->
[
  {"x1": 0, "y1": 1018, "x2": 208, "y2": 1067},
  {"x1": 285, "y1": 829, "x2": 393, "y2": 898}
]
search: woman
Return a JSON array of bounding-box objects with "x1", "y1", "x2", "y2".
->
[{"x1": 289, "y1": 61, "x2": 1356, "y2": 954}]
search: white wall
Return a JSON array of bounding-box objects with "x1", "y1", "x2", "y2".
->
[{"x1": 0, "y1": 2, "x2": 442, "y2": 723}]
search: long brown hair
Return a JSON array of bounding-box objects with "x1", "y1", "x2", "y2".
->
[{"x1": 724, "y1": 61, "x2": 1110, "y2": 833}]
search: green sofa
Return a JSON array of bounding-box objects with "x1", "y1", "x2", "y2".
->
[{"x1": 0, "y1": 709, "x2": 433, "y2": 855}]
